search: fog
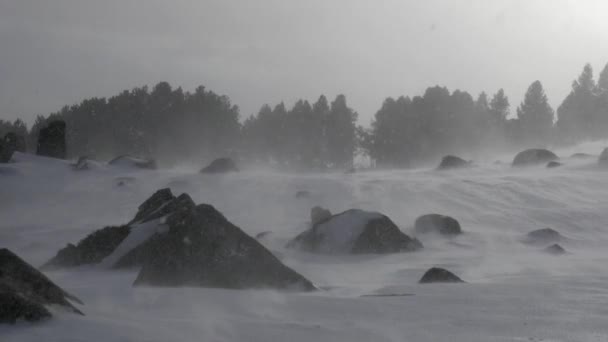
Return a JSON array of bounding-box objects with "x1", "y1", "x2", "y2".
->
[{"x1": 2, "y1": 0, "x2": 608, "y2": 125}]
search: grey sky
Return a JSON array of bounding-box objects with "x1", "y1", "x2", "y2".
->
[{"x1": 1, "y1": 0, "x2": 608, "y2": 126}]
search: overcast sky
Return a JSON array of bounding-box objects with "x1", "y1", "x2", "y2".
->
[{"x1": 1, "y1": 0, "x2": 608, "y2": 126}]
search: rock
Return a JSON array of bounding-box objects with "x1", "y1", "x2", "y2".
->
[
  {"x1": 523, "y1": 228, "x2": 562, "y2": 245},
  {"x1": 287, "y1": 209, "x2": 422, "y2": 254},
  {"x1": 0, "y1": 248, "x2": 83, "y2": 324},
  {"x1": 295, "y1": 190, "x2": 311, "y2": 199},
  {"x1": 108, "y1": 155, "x2": 157, "y2": 170},
  {"x1": 543, "y1": 244, "x2": 566, "y2": 255},
  {"x1": 546, "y1": 161, "x2": 562, "y2": 168},
  {"x1": 310, "y1": 206, "x2": 332, "y2": 226},
  {"x1": 36, "y1": 120, "x2": 66, "y2": 159},
  {"x1": 44, "y1": 189, "x2": 315, "y2": 291},
  {"x1": 599, "y1": 148, "x2": 608, "y2": 165},
  {"x1": 71, "y1": 156, "x2": 90, "y2": 171},
  {"x1": 437, "y1": 155, "x2": 470, "y2": 170},
  {"x1": 414, "y1": 214, "x2": 462, "y2": 236},
  {"x1": 571, "y1": 153, "x2": 593, "y2": 159},
  {"x1": 41, "y1": 226, "x2": 131, "y2": 270},
  {"x1": 0, "y1": 283, "x2": 51, "y2": 324},
  {"x1": 512, "y1": 149, "x2": 558, "y2": 167},
  {"x1": 419, "y1": 267, "x2": 464, "y2": 284},
  {"x1": 200, "y1": 158, "x2": 238, "y2": 174}
]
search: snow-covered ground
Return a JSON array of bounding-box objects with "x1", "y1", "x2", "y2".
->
[{"x1": 2, "y1": 142, "x2": 608, "y2": 342}]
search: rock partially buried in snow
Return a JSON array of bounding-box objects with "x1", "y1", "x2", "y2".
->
[
  {"x1": 522, "y1": 228, "x2": 563, "y2": 245},
  {"x1": 571, "y1": 153, "x2": 593, "y2": 159},
  {"x1": 512, "y1": 149, "x2": 558, "y2": 167},
  {"x1": 437, "y1": 155, "x2": 470, "y2": 170},
  {"x1": 109, "y1": 155, "x2": 157, "y2": 170},
  {"x1": 200, "y1": 157, "x2": 238, "y2": 173},
  {"x1": 543, "y1": 244, "x2": 566, "y2": 255},
  {"x1": 287, "y1": 209, "x2": 422, "y2": 254},
  {"x1": 419, "y1": 267, "x2": 464, "y2": 284},
  {"x1": 310, "y1": 206, "x2": 332, "y2": 226},
  {"x1": 414, "y1": 214, "x2": 462, "y2": 236},
  {"x1": 599, "y1": 148, "x2": 608, "y2": 165},
  {"x1": 71, "y1": 156, "x2": 90, "y2": 171},
  {"x1": 0, "y1": 248, "x2": 83, "y2": 324},
  {"x1": 546, "y1": 161, "x2": 562, "y2": 168},
  {"x1": 44, "y1": 189, "x2": 315, "y2": 291},
  {"x1": 41, "y1": 226, "x2": 131, "y2": 270}
]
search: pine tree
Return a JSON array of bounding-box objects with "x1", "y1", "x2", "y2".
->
[{"x1": 517, "y1": 80, "x2": 554, "y2": 145}]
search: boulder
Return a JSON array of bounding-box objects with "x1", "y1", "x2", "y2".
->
[
  {"x1": 287, "y1": 209, "x2": 422, "y2": 254},
  {"x1": 546, "y1": 161, "x2": 562, "y2": 168},
  {"x1": 36, "y1": 120, "x2": 66, "y2": 159},
  {"x1": 71, "y1": 156, "x2": 90, "y2": 171},
  {"x1": 295, "y1": 190, "x2": 311, "y2": 199},
  {"x1": 437, "y1": 155, "x2": 470, "y2": 170},
  {"x1": 44, "y1": 189, "x2": 315, "y2": 291},
  {"x1": 571, "y1": 153, "x2": 593, "y2": 159},
  {"x1": 41, "y1": 226, "x2": 131, "y2": 270},
  {"x1": 512, "y1": 149, "x2": 558, "y2": 167},
  {"x1": 543, "y1": 244, "x2": 566, "y2": 255},
  {"x1": 419, "y1": 267, "x2": 464, "y2": 284},
  {"x1": 599, "y1": 148, "x2": 608, "y2": 165},
  {"x1": 0, "y1": 248, "x2": 83, "y2": 324},
  {"x1": 108, "y1": 155, "x2": 157, "y2": 170},
  {"x1": 310, "y1": 206, "x2": 332, "y2": 226},
  {"x1": 200, "y1": 158, "x2": 238, "y2": 174},
  {"x1": 414, "y1": 214, "x2": 462, "y2": 236},
  {"x1": 522, "y1": 228, "x2": 562, "y2": 245}
]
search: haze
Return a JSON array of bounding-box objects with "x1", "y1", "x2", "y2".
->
[{"x1": 1, "y1": 0, "x2": 608, "y2": 124}]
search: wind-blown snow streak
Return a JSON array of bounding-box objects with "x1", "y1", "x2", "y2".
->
[{"x1": 2, "y1": 141, "x2": 608, "y2": 341}]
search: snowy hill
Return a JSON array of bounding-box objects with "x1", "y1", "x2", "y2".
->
[{"x1": 2, "y1": 142, "x2": 608, "y2": 341}]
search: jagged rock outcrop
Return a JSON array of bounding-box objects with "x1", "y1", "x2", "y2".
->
[
  {"x1": 1, "y1": 248, "x2": 83, "y2": 324},
  {"x1": 287, "y1": 209, "x2": 422, "y2": 254},
  {"x1": 42, "y1": 189, "x2": 315, "y2": 291}
]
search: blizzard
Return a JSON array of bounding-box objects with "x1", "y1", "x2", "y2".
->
[{"x1": 2, "y1": 142, "x2": 608, "y2": 342}]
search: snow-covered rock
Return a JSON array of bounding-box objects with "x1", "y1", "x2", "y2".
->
[
  {"x1": 414, "y1": 214, "x2": 462, "y2": 236},
  {"x1": 419, "y1": 267, "x2": 464, "y2": 284},
  {"x1": 512, "y1": 149, "x2": 558, "y2": 167},
  {"x1": 200, "y1": 158, "x2": 238, "y2": 174},
  {"x1": 437, "y1": 155, "x2": 470, "y2": 170},
  {"x1": 108, "y1": 155, "x2": 157, "y2": 170},
  {"x1": 287, "y1": 209, "x2": 422, "y2": 254}
]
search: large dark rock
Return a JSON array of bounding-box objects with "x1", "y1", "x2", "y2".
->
[
  {"x1": 133, "y1": 202, "x2": 315, "y2": 290},
  {"x1": 522, "y1": 228, "x2": 562, "y2": 245},
  {"x1": 512, "y1": 149, "x2": 558, "y2": 167},
  {"x1": 41, "y1": 226, "x2": 131, "y2": 270},
  {"x1": 200, "y1": 158, "x2": 238, "y2": 174},
  {"x1": 36, "y1": 120, "x2": 66, "y2": 159},
  {"x1": 287, "y1": 209, "x2": 422, "y2": 254},
  {"x1": 108, "y1": 155, "x2": 157, "y2": 170},
  {"x1": 414, "y1": 214, "x2": 462, "y2": 236},
  {"x1": 599, "y1": 148, "x2": 608, "y2": 165},
  {"x1": 0, "y1": 248, "x2": 83, "y2": 324},
  {"x1": 44, "y1": 189, "x2": 315, "y2": 291},
  {"x1": 437, "y1": 155, "x2": 470, "y2": 170},
  {"x1": 310, "y1": 206, "x2": 332, "y2": 226},
  {"x1": 419, "y1": 267, "x2": 464, "y2": 284}
]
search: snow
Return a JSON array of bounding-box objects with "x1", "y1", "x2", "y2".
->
[
  {"x1": 99, "y1": 220, "x2": 169, "y2": 268},
  {"x1": 312, "y1": 209, "x2": 383, "y2": 253},
  {"x1": 2, "y1": 142, "x2": 608, "y2": 341}
]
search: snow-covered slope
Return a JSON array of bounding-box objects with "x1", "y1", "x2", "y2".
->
[{"x1": 2, "y1": 142, "x2": 608, "y2": 341}]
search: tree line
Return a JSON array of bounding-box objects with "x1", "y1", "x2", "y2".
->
[{"x1": 2, "y1": 62, "x2": 608, "y2": 169}]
